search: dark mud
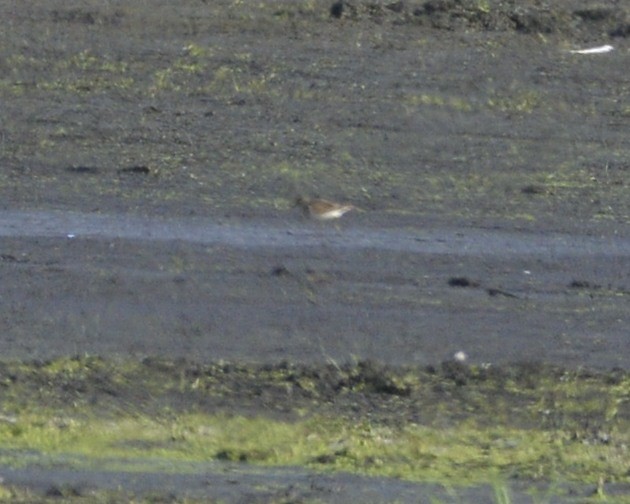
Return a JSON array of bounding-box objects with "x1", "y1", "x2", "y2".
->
[
  {"x1": 1, "y1": 466, "x2": 605, "y2": 504},
  {"x1": 1, "y1": 0, "x2": 630, "y2": 501}
]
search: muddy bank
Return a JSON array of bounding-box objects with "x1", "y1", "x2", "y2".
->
[{"x1": 0, "y1": 357, "x2": 628, "y2": 502}]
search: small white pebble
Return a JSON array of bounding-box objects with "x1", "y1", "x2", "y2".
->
[
  {"x1": 453, "y1": 351, "x2": 467, "y2": 362},
  {"x1": 67, "y1": 234, "x2": 76, "y2": 239}
]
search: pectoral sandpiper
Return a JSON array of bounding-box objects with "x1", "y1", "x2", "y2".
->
[{"x1": 295, "y1": 197, "x2": 355, "y2": 220}]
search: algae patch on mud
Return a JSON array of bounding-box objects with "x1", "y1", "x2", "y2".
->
[{"x1": 0, "y1": 356, "x2": 628, "y2": 489}]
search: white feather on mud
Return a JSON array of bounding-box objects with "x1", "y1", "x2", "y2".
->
[{"x1": 568, "y1": 45, "x2": 614, "y2": 55}]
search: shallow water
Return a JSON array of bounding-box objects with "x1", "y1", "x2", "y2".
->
[{"x1": 1, "y1": 209, "x2": 628, "y2": 259}]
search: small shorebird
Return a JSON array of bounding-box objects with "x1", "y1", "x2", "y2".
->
[{"x1": 295, "y1": 197, "x2": 355, "y2": 221}]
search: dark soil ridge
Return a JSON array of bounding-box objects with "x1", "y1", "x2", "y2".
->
[
  {"x1": 49, "y1": 0, "x2": 629, "y2": 38},
  {"x1": 329, "y1": 0, "x2": 630, "y2": 39},
  {"x1": 18, "y1": 0, "x2": 630, "y2": 39}
]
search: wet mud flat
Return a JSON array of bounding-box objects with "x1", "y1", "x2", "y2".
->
[
  {"x1": 1, "y1": 209, "x2": 629, "y2": 369},
  {"x1": 1, "y1": 0, "x2": 630, "y2": 501}
]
